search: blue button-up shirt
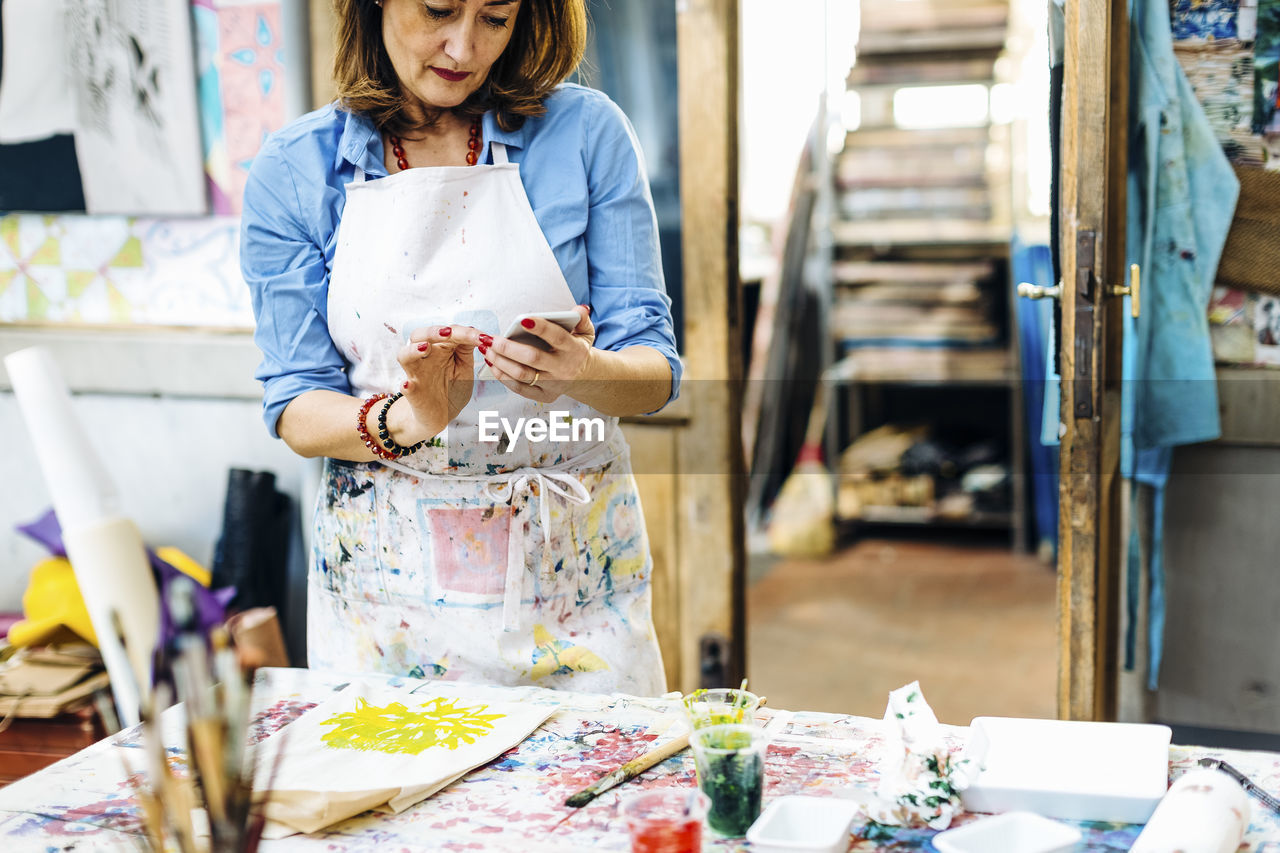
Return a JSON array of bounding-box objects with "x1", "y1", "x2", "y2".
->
[{"x1": 241, "y1": 83, "x2": 681, "y2": 437}]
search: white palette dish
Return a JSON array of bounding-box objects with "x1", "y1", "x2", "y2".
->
[
  {"x1": 745, "y1": 795, "x2": 862, "y2": 853},
  {"x1": 959, "y1": 716, "x2": 1171, "y2": 823},
  {"x1": 933, "y1": 811, "x2": 1083, "y2": 853}
]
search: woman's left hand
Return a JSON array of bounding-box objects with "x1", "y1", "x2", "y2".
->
[{"x1": 461, "y1": 305, "x2": 595, "y2": 403}]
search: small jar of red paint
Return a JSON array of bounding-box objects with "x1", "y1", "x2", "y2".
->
[{"x1": 621, "y1": 788, "x2": 709, "y2": 853}]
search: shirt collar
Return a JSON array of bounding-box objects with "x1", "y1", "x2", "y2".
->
[
  {"x1": 481, "y1": 111, "x2": 527, "y2": 156},
  {"x1": 335, "y1": 107, "x2": 384, "y2": 176},
  {"x1": 336, "y1": 106, "x2": 528, "y2": 173}
]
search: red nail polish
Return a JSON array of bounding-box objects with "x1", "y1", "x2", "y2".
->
[
  {"x1": 418, "y1": 343, "x2": 430, "y2": 352},
  {"x1": 485, "y1": 358, "x2": 493, "y2": 367},
  {"x1": 521, "y1": 318, "x2": 535, "y2": 329},
  {"x1": 478, "y1": 334, "x2": 493, "y2": 346},
  {"x1": 439, "y1": 326, "x2": 452, "y2": 337},
  {"x1": 403, "y1": 381, "x2": 410, "y2": 390},
  {"x1": 478, "y1": 345, "x2": 488, "y2": 354}
]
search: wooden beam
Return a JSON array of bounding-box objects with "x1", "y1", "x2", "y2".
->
[
  {"x1": 1057, "y1": 0, "x2": 1127, "y2": 721},
  {"x1": 310, "y1": 1, "x2": 337, "y2": 110},
  {"x1": 674, "y1": 0, "x2": 745, "y2": 691}
]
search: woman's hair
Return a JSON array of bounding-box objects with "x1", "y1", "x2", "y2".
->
[{"x1": 333, "y1": 0, "x2": 586, "y2": 135}]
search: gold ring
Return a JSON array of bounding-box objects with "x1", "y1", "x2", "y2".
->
[{"x1": 527, "y1": 372, "x2": 540, "y2": 386}]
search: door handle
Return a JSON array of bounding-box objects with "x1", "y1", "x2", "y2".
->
[
  {"x1": 1017, "y1": 281, "x2": 1061, "y2": 300},
  {"x1": 1107, "y1": 263, "x2": 1140, "y2": 319}
]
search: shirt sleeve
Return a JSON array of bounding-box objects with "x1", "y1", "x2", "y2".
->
[
  {"x1": 241, "y1": 142, "x2": 350, "y2": 438},
  {"x1": 582, "y1": 95, "x2": 683, "y2": 407}
]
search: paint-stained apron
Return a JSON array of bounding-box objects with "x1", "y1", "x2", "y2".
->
[{"x1": 312, "y1": 142, "x2": 666, "y2": 696}]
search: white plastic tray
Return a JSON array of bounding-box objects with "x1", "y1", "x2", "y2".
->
[
  {"x1": 959, "y1": 716, "x2": 1171, "y2": 823},
  {"x1": 933, "y1": 811, "x2": 1082, "y2": 853},
  {"x1": 745, "y1": 795, "x2": 861, "y2": 853}
]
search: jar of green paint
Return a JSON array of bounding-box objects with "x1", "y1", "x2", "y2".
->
[{"x1": 689, "y1": 723, "x2": 768, "y2": 837}]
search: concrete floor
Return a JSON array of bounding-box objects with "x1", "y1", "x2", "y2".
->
[{"x1": 746, "y1": 538, "x2": 1058, "y2": 726}]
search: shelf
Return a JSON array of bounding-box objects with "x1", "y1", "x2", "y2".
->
[
  {"x1": 833, "y1": 219, "x2": 1011, "y2": 248},
  {"x1": 843, "y1": 126, "x2": 993, "y2": 151},
  {"x1": 833, "y1": 260, "x2": 995, "y2": 286},
  {"x1": 847, "y1": 58, "x2": 997, "y2": 88},
  {"x1": 826, "y1": 348, "x2": 1015, "y2": 387},
  {"x1": 856, "y1": 28, "x2": 1008, "y2": 58},
  {"x1": 838, "y1": 505, "x2": 1015, "y2": 529}
]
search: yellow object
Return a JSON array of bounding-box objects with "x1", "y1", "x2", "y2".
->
[
  {"x1": 8, "y1": 557, "x2": 98, "y2": 647},
  {"x1": 156, "y1": 546, "x2": 212, "y2": 588},
  {"x1": 8, "y1": 547, "x2": 211, "y2": 649}
]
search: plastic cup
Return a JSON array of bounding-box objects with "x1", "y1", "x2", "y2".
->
[
  {"x1": 689, "y1": 723, "x2": 768, "y2": 837},
  {"x1": 621, "y1": 788, "x2": 709, "y2": 853},
  {"x1": 681, "y1": 688, "x2": 761, "y2": 730}
]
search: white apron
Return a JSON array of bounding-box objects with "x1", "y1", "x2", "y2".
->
[{"x1": 311, "y1": 141, "x2": 666, "y2": 696}]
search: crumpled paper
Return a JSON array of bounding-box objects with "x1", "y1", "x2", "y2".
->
[{"x1": 865, "y1": 681, "x2": 970, "y2": 831}]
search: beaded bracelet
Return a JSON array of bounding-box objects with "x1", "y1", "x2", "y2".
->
[
  {"x1": 356, "y1": 393, "x2": 397, "y2": 460},
  {"x1": 375, "y1": 392, "x2": 428, "y2": 458}
]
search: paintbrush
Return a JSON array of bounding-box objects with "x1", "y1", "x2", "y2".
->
[
  {"x1": 564, "y1": 695, "x2": 768, "y2": 808},
  {"x1": 1199, "y1": 757, "x2": 1280, "y2": 815}
]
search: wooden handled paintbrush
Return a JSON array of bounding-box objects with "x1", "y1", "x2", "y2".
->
[
  {"x1": 565, "y1": 734, "x2": 691, "y2": 807},
  {"x1": 564, "y1": 695, "x2": 768, "y2": 808}
]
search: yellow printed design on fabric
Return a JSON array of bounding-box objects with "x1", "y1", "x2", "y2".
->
[
  {"x1": 320, "y1": 696, "x2": 505, "y2": 754},
  {"x1": 583, "y1": 477, "x2": 646, "y2": 579},
  {"x1": 530, "y1": 623, "x2": 610, "y2": 680}
]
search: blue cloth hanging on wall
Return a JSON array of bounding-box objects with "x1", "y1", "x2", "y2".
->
[
  {"x1": 1125, "y1": 0, "x2": 1238, "y2": 689},
  {"x1": 1012, "y1": 239, "x2": 1060, "y2": 559}
]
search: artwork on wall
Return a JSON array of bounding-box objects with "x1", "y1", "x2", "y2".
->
[
  {"x1": 0, "y1": 0, "x2": 87, "y2": 212},
  {"x1": 2, "y1": 0, "x2": 306, "y2": 218},
  {"x1": 1256, "y1": 0, "x2": 1280, "y2": 135},
  {"x1": 64, "y1": 0, "x2": 207, "y2": 214},
  {"x1": 0, "y1": 213, "x2": 251, "y2": 326},
  {"x1": 0, "y1": 0, "x2": 307, "y2": 325},
  {"x1": 0, "y1": 0, "x2": 206, "y2": 215},
  {"x1": 195, "y1": 0, "x2": 291, "y2": 215}
]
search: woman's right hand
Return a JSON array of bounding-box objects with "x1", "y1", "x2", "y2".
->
[{"x1": 395, "y1": 325, "x2": 476, "y2": 439}]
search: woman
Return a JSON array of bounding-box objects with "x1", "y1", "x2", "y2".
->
[{"x1": 241, "y1": 0, "x2": 680, "y2": 696}]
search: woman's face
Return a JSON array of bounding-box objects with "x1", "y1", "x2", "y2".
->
[{"x1": 381, "y1": 0, "x2": 521, "y2": 115}]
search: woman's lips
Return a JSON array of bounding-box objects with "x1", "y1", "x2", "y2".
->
[{"x1": 432, "y1": 67, "x2": 470, "y2": 82}]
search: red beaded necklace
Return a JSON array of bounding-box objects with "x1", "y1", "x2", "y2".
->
[{"x1": 389, "y1": 118, "x2": 482, "y2": 170}]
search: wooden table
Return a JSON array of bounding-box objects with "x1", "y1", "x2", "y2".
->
[
  {"x1": 0, "y1": 667, "x2": 1278, "y2": 851},
  {"x1": 0, "y1": 704, "x2": 105, "y2": 787}
]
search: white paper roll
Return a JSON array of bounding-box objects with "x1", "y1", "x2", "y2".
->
[
  {"x1": 4, "y1": 346, "x2": 119, "y2": 530},
  {"x1": 4, "y1": 346, "x2": 159, "y2": 726},
  {"x1": 1130, "y1": 768, "x2": 1251, "y2": 853}
]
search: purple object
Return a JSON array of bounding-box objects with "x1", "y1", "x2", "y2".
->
[{"x1": 16, "y1": 508, "x2": 234, "y2": 668}]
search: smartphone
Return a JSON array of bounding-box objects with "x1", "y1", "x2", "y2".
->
[{"x1": 503, "y1": 310, "x2": 582, "y2": 351}]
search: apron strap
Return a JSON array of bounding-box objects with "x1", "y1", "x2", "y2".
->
[
  {"x1": 491, "y1": 142, "x2": 509, "y2": 165},
  {"x1": 485, "y1": 467, "x2": 592, "y2": 632}
]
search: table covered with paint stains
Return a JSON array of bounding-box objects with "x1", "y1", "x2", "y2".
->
[{"x1": 1, "y1": 667, "x2": 1279, "y2": 851}]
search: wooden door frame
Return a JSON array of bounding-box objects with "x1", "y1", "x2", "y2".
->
[
  {"x1": 673, "y1": 0, "x2": 746, "y2": 692},
  {"x1": 1057, "y1": 0, "x2": 1129, "y2": 721}
]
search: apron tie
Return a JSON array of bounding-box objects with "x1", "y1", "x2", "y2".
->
[{"x1": 485, "y1": 467, "x2": 591, "y2": 633}]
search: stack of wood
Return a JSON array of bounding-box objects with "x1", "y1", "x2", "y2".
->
[{"x1": 830, "y1": 258, "x2": 1003, "y2": 347}]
